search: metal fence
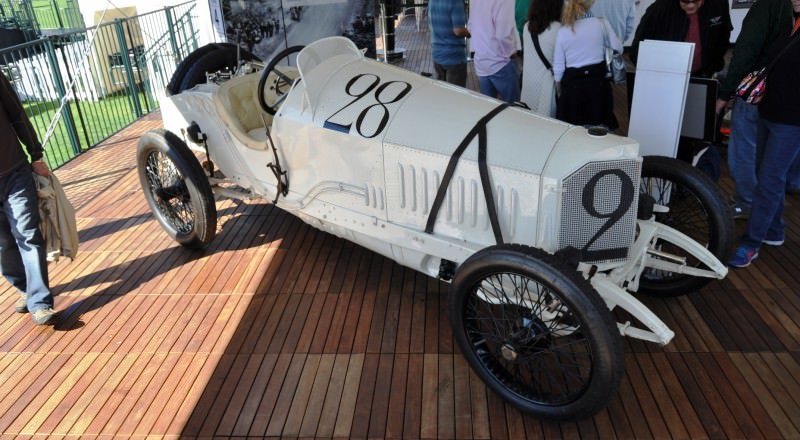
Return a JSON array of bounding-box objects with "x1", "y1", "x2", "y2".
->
[{"x1": 0, "y1": 1, "x2": 198, "y2": 169}]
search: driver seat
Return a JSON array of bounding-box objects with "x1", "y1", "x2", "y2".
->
[{"x1": 213, "y1": 72, "x2": 273, "y2": 151}]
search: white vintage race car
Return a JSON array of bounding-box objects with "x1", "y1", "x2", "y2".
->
[{"x1": 137, "y1": 37, "x2": 733, "y2": 421}]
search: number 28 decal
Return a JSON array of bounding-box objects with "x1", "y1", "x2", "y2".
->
[{"x1": 324, "y1": 73, "x2": 412, "y2": 139}]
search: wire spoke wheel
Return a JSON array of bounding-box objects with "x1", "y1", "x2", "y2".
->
[
  {"x1": 144, "y1": 151, "x2": 194, "y2": 235},
  {"x1": 450, "y1": 245, "x2": 622, "y2": 421},
  {"x1": 638, "y1": 156, "x2": 734, "y2": 296},
  {"x1": 465, "y1": 272, "x2": 593, "y2": 406},
  {"x1": 137, "y1": 129, "x2": 217, "y2": 248}
]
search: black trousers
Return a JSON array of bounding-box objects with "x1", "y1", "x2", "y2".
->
[{"x1": 557, "y1": 62, "x2": 618, "y2": 130}]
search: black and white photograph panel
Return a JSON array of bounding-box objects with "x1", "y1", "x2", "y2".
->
[{"x1": 221, "y1": 0, "x2": 376, "y2": 62}]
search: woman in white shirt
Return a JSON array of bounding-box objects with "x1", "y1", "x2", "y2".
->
[
  {"x1": 521, "y1": 0, "x2": 563, "y2": 117},
  {"x1": 553, "y1": 0, "x2": 622, "y2": 129}
]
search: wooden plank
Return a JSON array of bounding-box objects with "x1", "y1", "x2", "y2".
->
[
  {"x1": 625, "y1": 354, "x2": 669, "y2": 438},
  {"x1": 308, "y1": 294, "x2": 339, "y2": 354},
  {"x1": 350, "y1": 256, "x2": 386, "y2": 353},
  {"x1": 15, "y1": 353, "x2": 99, "y2": 435},
  {"x1": 420, "y1": 354, "x2": 439, "y2": 438},
  {"x1": 315, "y1": 354, "x2": 351, "y2": 438},
  {"x1": 705, "y1": 352, "x2": 781, "y2": 438},
  {"x1": 213, "y1": 353, "x2": 267, "y2": 436},
  {"x1": 408, "y1": 273, "x2": 427, "y2": 353},
  {"x1": 367, "y1": 354, "x2": 394, "y2": 438},
  {"x1": 453, "y1": 356, "x2": 472, "y2": 439},
  {"x1": 403, "y1": 354, "x2": 424, "y2": 438},
  {"x1": 350, "y1": 353, "x2": 379, "y2": 438},
  {"x1": 385, "y1": 353, "x2": 409, "y2": 438},
  {"x1": 147, "y1": 353, "x2": 208, "y2": 434},
  {"x1": 333, "y1": 354, "x2": 364, "y2": 437},
  {"x1": 115, "y1": 353, "x2": 183, "y2": 436},
  {"x1": 37, "y1": 352, "x2": 116, "y2": 434},
  {"x1": 393, "y1": 269, "x2": 416, "y2": 354},
  {"x1": 276, "y1": 294, "x2": 315, "y2": 353},
  {"x1": 241, "y1": 354, "x2": 296, "y2": 436},
  {"x1": 298, "y1": 353, "x2": 336, "y2": 437},
  {"x1": 264, "y1": 354, "x2": 308, "y2": 436},
  {"x1": 729, "y1": 352, "x2": 799, "y2": 438},
  {"x1": 97, "y1": 353, "x2": 168, "y2": 437},
  {"x1": 260, "y1": 294, "x2": 301, "y2": 354},
  {"x1": 365, "y1": 256, "x2": 393, "y2": 354},
  {"x1": 282, "y1": 354, "x2": 321, "y2": 437},
  {"x1": 379, "y1": 265, "x2": 403, "y2": 354},
  {"x1": 67, "y1": 353, "x2": 141, "y2": 435},
  {"x1": 437, "y1": 355, "x2": 455, "y2": 439},
  {"x1": 634, "y1": 353, "x2": 690, "y2": 438}
]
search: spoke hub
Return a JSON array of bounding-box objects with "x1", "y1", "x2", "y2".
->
[{"x1": 500, "y1": 343, "x2": 518, "y2": 361}]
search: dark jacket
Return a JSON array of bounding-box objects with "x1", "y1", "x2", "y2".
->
[
  {"x1": 0, "y1": 72, "x2": 42, "y2": 177},
  {"x1": 719, "y1": 0, "x2": 793, "y2": 100},
  {"x1": 631, "y1": 0, "x2": 732, "y2": 77},
  {"x1": 759, "y1": 31, "x2": 800, "y2": 126}
]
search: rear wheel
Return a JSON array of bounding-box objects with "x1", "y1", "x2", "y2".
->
[
  {"x1": 638, "y1": 156, "x2": 734, "y2": 296},
  {"x1": 137, "y1": 129, "x2": 216, "y2": 248},
  {"x1": 449, "y1": 244, "x2": 623, "y2": 421},
  {"x1": 167, "y1": 43, "x2": 260, "y2": 94}
]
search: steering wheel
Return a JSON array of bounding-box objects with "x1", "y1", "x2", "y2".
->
[{"x1": 257, "y1": 45, "x2": 305, "y2": 115}]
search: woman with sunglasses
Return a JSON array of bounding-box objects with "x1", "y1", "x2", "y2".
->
[{"x1": 631, "y1": 0, "x2": 732, "y2": 78}]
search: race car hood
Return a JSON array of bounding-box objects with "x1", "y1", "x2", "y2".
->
[
  {"x1": 384, "y1": 81, "x2": 639, "y2": 179},
  {"x1": 297, "y1": 37, "x2": 640, "y2": 180}
]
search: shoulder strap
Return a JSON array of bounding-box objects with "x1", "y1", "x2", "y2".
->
[
  {"x1": 598, "y1": 17, "x2": 611, "y2": 50},
  {"x1": 765, "y1": 31, "x2": 800, "y2": 74},
  {"x1": 529, "y1": 26, "x2": 553, "y2": 72}
]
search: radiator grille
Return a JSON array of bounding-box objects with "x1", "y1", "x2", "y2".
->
[{"x1": 558, "y1": 160, "x2": 641, "y2": 263}]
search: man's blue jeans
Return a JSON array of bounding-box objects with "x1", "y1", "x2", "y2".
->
[
  {"x1": 727, "y1": 97, "x2": 759, "y2": 209},
  {"x1": 479, "y1": 60, "x2": 520, "y2": 104},
  {"x1": 0, "y1": 165, "x2": 51, "y2": 312},
  {"x1": 742, "y1": 119, "x2": 800, "y2": 248}
]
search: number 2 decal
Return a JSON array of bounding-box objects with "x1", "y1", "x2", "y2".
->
[{"x1": 324, "y1": 73, "x2": 412, "y2": 139}]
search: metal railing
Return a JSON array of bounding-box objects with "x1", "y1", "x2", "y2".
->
[{"x1": 0, "y1": 1, "x2": 199, "y2": 169}]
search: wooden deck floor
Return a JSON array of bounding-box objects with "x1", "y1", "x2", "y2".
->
[{"x1": 2, "y1": 17, "x2": 800, "y2": 439}]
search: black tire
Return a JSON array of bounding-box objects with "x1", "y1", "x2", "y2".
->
[
  {"x1": 257, "y1": 45, "x2": 304, "y2": 115},
  {"x1": 167, "y1": 43, "x2": 260, "y2": 95},
  {"x1": 638, "y1": 155, "x2": 734, "y2": 296},
  {"x1": 137, "y1": 129, "x2": 217, "y2": 248},
  {"x1": 449, "y1": 244, "x2": 623, "y2": 421}
]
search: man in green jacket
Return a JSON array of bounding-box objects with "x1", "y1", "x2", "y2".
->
[{"x1": 715, "y1": 0, "x2": 795, "y2": 219}]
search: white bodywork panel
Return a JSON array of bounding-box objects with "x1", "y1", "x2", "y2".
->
[{"x1": 159, "y1": 37, "x2": 728, "y2": 346}]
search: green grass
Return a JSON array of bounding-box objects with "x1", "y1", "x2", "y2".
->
[{"x1": 24, "y1": 89, "x2": 156, "y2": 168}]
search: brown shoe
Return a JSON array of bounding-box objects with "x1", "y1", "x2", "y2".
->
[
  {"x1": 31, "y1": 308, "x2": 56, "y2": 325},
  {"x1": 15, "y1": 295, "x2": 27, "y2": 314}
]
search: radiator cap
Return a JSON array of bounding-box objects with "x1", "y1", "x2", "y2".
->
[{"x1": 587, "y1": 126, "x2": 608, "y2": 137}]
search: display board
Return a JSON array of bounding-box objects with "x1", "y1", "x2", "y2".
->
[
  {"x1": 627, "y1": 40, "x2": 693, "y2": 158},
  {"x1": 219, "y1": 0, "x2": 376, "y2": 62},
  {"x1": 627, "y1": 75, "x2": 720, "y2": 143}
]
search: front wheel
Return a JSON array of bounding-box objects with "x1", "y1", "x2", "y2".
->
[
  {"x1": 137, "y1": 130, "x2": 217, "y2": 248},
  {"x1": 638, "y1": 156, "x2": 734, "y2": 296},
  {"x1": 449, "y1": 244, "x2": 623, "y2": 421}
]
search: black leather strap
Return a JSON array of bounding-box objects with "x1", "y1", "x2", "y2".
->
[{"x1": 425, "y1": 103, "x2": 510, "y2": 243}]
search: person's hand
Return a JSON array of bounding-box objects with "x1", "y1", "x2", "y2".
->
[
  {"x1": 715, "y1": 98, "x2": 730, "y2": 115},
  {"x1": 32, "y1": 160, "x2": 49, "y2": 177}
]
